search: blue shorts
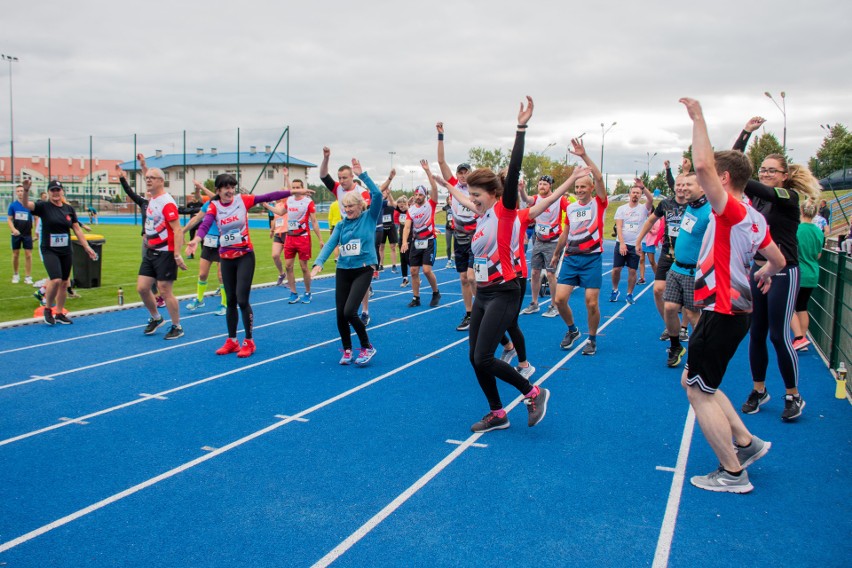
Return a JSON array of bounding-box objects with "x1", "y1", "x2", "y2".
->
[
  {"x1": 641, "y1": 243, "x2": 657, "y2": 254},
  {"x1": 557, "y1": 253, "x2": 602, "y2": 289},
  {"x1": 613, "y1": 245, "x2": 640, "y2": 270}
]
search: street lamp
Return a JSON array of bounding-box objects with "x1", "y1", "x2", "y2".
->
[
  {"x1": 600, "y1": 121, "x2": 616, "y2": 172},
  {"x1": 764, "y1": 91, "x2": 786, "y2": 152},
  {"x1": 646, "y1": 151, "x2": 658, "y2": 176},
  {"x1": 388, "y1": 151, "x2": 396, "y2": 169},
  {"x1": 1, "y1": 54, "x2": 18, "y2": 185}
]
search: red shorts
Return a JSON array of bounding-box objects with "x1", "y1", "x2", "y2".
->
[{"x1": 284, "y1": 234, "x2": 311, "y2": 260}]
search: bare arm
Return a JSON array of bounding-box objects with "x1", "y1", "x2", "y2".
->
[
  {"x1": 169, "y1": 218, "x2": 187, "y2": 271},
  {"x1": 421, "y1": 160, "x2": 438, "y2": 203},
  {"x1": 681, "y1": 98, "x2": 727, "y2": 215},
  {"x1": 380, "y1": 168, "x2": 396, "y2": 192},
  {"x1": 319, "y1": 146, "x2": 330, "y2": 179},
  {"x1": 753, "y1": 240, "x2": 786, "y2": 293},
  {"x1": 434, "y1": 176, "x2": 476, "y2": 211},
  {"x1": 71, "y1": 223, "x2": 97, "y2": 259},
  {"x1": 310, "y1": 212, "x2": 323, "y2": 244},
  {"x1": 400, "y1": 218, "x2": 413, "y2": 253},
  {"x1": 21, "y1": 179, "x2": 35, "y2": 212},
  {"x1": 550, "y1": 226, "x2": 569, "y2": 268},
  {"x1": 634, "y1": 212, "x2": 662, "y2": 249},
  {"x1": 436, "y1": 122, "x2": 453, "y2": 181},
  {"x1": 527, "y1": 167, "x2": 591, "y2": 220},
  {"x1": 569, "y1": 138, "x2": 606, "y2": 200}
]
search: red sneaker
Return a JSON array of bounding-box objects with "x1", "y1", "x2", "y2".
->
[
  {"x1": 215, "y1": 338, "x2": 240, "y2": 355},
  {"x1": 237, "y1": 339, "x2": 256, "y2": 358}
]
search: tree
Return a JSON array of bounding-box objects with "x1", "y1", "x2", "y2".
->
[
  {"x1": 613, "y1": 178, "x2": 631, "y2": 195},
  {"x1": 648, "y1": 172, "x2": 669, "y2": 196},
  {"x1": 746, "y1": 132, "x2": 785, "y2": 179},
  {"x1": 809, "y1": 123, "x2": 852, "y2": 179},
  {"x1": 467, "y1": 147, "x2": 508, "y2": 172}
]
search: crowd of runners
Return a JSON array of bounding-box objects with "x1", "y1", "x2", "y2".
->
[{"x1": 8, "y1": 96, "x2": 834, "y2": 494}]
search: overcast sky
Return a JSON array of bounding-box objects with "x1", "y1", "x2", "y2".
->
[{"x1": 2, "y1": 0, "x2": 849, "y2": 190}]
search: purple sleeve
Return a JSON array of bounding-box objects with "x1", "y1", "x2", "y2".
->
[
  {"x1": 195, "y1": 211, "x2": 216, "y2": 240},
  {"x1": 254, "y1": 190, "x2": 292, "y2": 204}
]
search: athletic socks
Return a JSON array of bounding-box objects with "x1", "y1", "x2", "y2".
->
[
  {"x1": 219, "y1": 285, "x2": 227, "y2": 306},
  {"x1": 197, "y1": 280, "x2": 207, "y2": 302},
  {"x1": 492, "y1": 408, "x2": 507, "y2": 418},
  {"x1": 568, "y1": 324, "x2": 579, "y2": 333}
]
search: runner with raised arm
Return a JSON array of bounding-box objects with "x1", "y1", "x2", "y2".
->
[
  {"x1": 182, "y1": 180, "x2": 226, "y2": 315},
  {"x1": 401, "y1": 160, "x2": 441, "y2": 308}
]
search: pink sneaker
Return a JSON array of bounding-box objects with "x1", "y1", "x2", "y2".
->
[{"x1": 792, "y1": 337, "x2": 810, "y2": 351}]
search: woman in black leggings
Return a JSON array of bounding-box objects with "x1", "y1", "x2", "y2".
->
[
  {"x1": 435, "y1": 97, "x2": 549, "y2": 433},
  {"x1": 187, "y1": 174, "x2": 307, "y2": 358}
]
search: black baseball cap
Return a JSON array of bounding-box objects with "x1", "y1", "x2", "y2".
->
[
  {"x1": 539, "y1": 175, "x2": 554, "y2": 185},
  {"x1": 456, "y1": 163, "x2": 472, "y2": 173},
  {"x1": 47, "y1": 180, "x2": 63, "y2": 191}
]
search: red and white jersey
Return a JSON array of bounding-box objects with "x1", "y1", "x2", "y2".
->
[
  {"x1": 516, "y1": 208, "x2": 533, "y2": 278},
  {"x1": 448, "y1": 177, "x2": 477, "y2": 233},
  {"x1": 694, "y1": 197, "x2": 773, "y2": 315},
  {"x1": 285, "y1": 196, "x2": 315, "y2": 237},
  {"x1": 331, "y1": 181, "x2": 371, "y2": 207},
  {"x1": 408, "y1": 199, "x2": 437, "y2": 240},
  {"x1": 564, "y1": 195, "x2": 608, "y2": 256},
  {"x1": 209, "y1": 194, "x2": 258, "y2": 259},
  {"x1": 472, "y1": 201, "x2": 520, "y2": 287},
  {"x1": 530, "y1": 194, "x2": 569, "y2": 242},
  {"x1": 144, "y1": 193, "x2": 179, "y2": 252}
]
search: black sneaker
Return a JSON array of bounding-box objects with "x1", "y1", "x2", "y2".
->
[
  {"x1": 143, "y1": 316, "x2": 166, "y2": 335},
  {"x1": 470, "y1": 411, "x2": 510, "y2": 433},
  {"x1": 54, "y1": 313, "x2": 73, "y2": 325},
  {"x1": 359, "y1": 312, "x2": 371, "y2": 327},
  {"x1": 456, "y1": 313, "x2": 471, "y2": 331},
  {"x1": 582, "y1": 340, "x2": 597, "y2": 356},
  {"x1": 781, "y1": 394, "x2": 805, "y2": 421},
  {"x1": 408, "y1": 297, "x2": 421, "y2": 307},
  {"x1": 666, "y1": 346, "x2": 686, "y2": 368},
  {"x1": 164, "y1": 324, "x2": 184, "y2": 340},
  {"x1": 43, "y1": 308, "x2": 55, "y2": 326},
  {"x1": 430, "y1": 291, "x2": 441, "y2": 307},
  {"x1": 560, "y1": 329, "x2": 581, "y2": 350},
  {"x1": 524, "y1": 387, "x2": 550, "y2": 427},
  {"x1": 741, "y1": 389, "x2": 770, "y2": 414}
]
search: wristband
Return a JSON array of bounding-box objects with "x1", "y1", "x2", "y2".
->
[
  {"x1": 517, "y1": 125, "x2": 528, "y2": 129},
  {"x1": 438, "y1": 134, "x2": 444, "y2": 141}
]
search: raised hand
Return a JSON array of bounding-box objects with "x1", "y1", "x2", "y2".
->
[
  {"x1": 681, "y1": 157, "x2": 692, "y2": 173},
  {"x1": 323, "y1": 146, "x2": 331, "y2": 159},
  {"x1": 679, "y1": 98, "x2": 704, "y2": 121},
  {"x1": 436, "y1": 122, "x2": 444, "y2": 134},
  {"x1": 518, "y1": 96, "x2": 534, "y2": 126},
  {"x1": 744, "y1": 116, "x2": 767, "y2": 133},
  {"x1": 420, "y1": 159, "x2": 432, "y2": 174},
  {"x1": 664, "y1": 160, "x2": 671, "y2": 169},
  {"x1": 389, "y1": 168, "x2": 396, "y2": 179},
  {"x1": 282, "y1": 166, "x2": 289, "y2": 177},
  {"x1": 193, "y1": 179, "x2": 205, "y2": 191},
  {"x1": 351, "y1": 158, "x2": 363, "y2": 176},
  {"x1": 568, "y1": 138, "x2": 587, "y2": 158},
  {"x1": 22, "y1": 179, "x2": 32, "y2": 191},
  {"x1": 136, "y1": 153, "x2": 147, "y2": 167}
]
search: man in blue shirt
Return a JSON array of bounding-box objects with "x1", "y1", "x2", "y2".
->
[{"x1": 7, "y1": 184, "x2": 35, "y2": 284}]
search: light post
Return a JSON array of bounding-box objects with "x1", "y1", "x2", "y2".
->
[
  {"x1": 410, "y1": 169, "x2": 415, "y2": 191},
  {"x1": 388, "y1": 151, "x2": 396, "y2": 169},
  {"x1": 1, "y1": 54, "x2": 18, "y2": 185},
  {"x1": 646, "y1": 151, "x2": 657, "y2": 176},
  {"x1": 764, "y1": 91, "x2": 786, "y2": 153},
  {"x1": 600, "y1": 121, "x2": 616, "y2": 171}
]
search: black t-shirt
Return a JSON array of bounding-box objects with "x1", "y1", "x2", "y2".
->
[
  {"x1": 381, "y1": 203, "x2": 395, "y2": 230},
  {"x1": 745, "y1": 180, "x2": 800, "y2": 265},
  {"x1": 652, "y1": 197, "x2": 687, "y2": 255},
  {"x1": 33, "y1": 200, "x2": 79, "y2": 255}
]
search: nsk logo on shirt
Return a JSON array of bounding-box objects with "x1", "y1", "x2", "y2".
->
[
  {"x1": 286, "y1": 197, "x2": 314, "y2": 236},
  {"x1": 409, "y1": 201, "x2": 435, "y2": 240}
]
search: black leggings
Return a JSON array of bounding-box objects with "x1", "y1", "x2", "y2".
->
[
  {"x1": 221, "y1": 252, "x2": 256, "y2": 339},
  {"x1": 748, "y1": 264, "x2": 799, "y2": 389},
  {"x1": 500, "y1": 277, "x2": 528, "y2": 362},
  {"x1": 336, "y1": 266, "x2": 373, "y2": 350},
  {"x1": 469, "y1": 279, "x2": 534, "y2": 410},
  {"x1": 399, "y1": 237, "x2": 410, "y2": 278},
  {"x1": 445, "y1": 227, "x2": 453, "y2": 259}
]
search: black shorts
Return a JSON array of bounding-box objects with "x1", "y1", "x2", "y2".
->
[
  {"x1": 139, "y1": 249, "x2": 178, "y2": 282},
  {"x1": 381, "y1": 225, "x2": 398, "y2": 245},
  {"x1": 685, "y1": 311, "x2": 751, "y2": 393},
  {"x1": 273, "y1": 233, "x2": 286, "y2": 245},
  {"x1": 42, "y1": 249, "x2": 73, "y2": 281},
  {"x1": 409, "y1": 238, "x2": 436, "y2": 267},
  {"x1": 200, "y1": 244, "x2": 220, "y2": 263},
  {"x1": 655, "y1": 252, "x2": 674, "y2": 281},
  {"x1": 613, "y1": 244, "x2": 640, "y2": 269},
  {"x1": 795, "y1": 286, "x2": 814, "y2": 312},
  {"x1": 11, "y1": 235, "x2": 33, "y2": 250},
  {"x1": 454, "y1": 235, "x2": 475, "y2": 273}
]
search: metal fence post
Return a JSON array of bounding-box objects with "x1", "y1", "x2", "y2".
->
[{"x1": 830, "y1": 252, "x2": 847, "y2": 369}]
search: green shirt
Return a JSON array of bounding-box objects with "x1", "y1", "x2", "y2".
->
[{"x1": 797, "y1": 222, "x2": 824, "y2": 288}]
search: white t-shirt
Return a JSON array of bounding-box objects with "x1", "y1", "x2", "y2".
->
[{"x1": 614, "y1": 202, "x2": 650, "y2": 244}]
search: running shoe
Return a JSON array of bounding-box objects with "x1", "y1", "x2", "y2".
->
[
  {"x1": 391, "y1": 265, "x2": 398, "y2": 274},
  {"x1": 609, "y1": 290, "x2": 620, "y2": 302},
  {"x1": 524, "y1": 386, "x2": 549, "y2": 427},
  {"x1": 582, "y1": 340, "x2": 597, "y2": 356},
  {"x1": 470, "y1": 411, "x2": 510, "y2": 433},
  {"x1": 43, "y1": 308, "x2": 55, "y2": 326},
  {"x1": 359, "y1": 312, "x2": 371, "y2": 326},
  {"x1": 54, "y1": 313, "x2": 73, "y2": 325},
  {"x1": 354, "y1": 346, "x2": 377, "y2": 366},
  {"x1": 666, "y1": 346, "x2": 686, "y2": 368},
  {"x1": 456, "y1": 314, "x2": 471, "y2": 331},
  {"x1": 276, "y1": 274, "x2": 286, "y2": 286},
  {"x1": 430, "y1": 291, "x2": 441, "y2": 307},
  {"x1": 542, "y1": 305, "x2": 559, "y2": 318},
  {"x1": 216, "y1": 338, "x2": 241, "y2": 355},
  {"x1": 408, "y1": 297, "x2": 421, "y2": 308},
  {"x1": 690, "y1": 467, "x2": 753, "y2": 494},
  {"x1": 736, "y1": 435, "x2": 772, "y2": 468},
  {"x1": 164, "y1": 324, "x2": 184, "y2": 340},
  {"x1": 516, "y1": 365, "x2": 536, "y2": 380},
  {"x1": 339, "y1": 349, "x2": 353, "y2": 365},
  {"x1": 400, "y1": 277, "x2": 409, "y2": 287},
  {"x1": 521, "y1": 302, "x2": 540, "y2": 315},
  {"x1": 302, "y1": 293, "x2": 312, "y2": 304},
  {"x1": 679, "y1": 327, "x2": 689, "y2": 342},
  {"x1": 143, "y1": 316, "x2": 165, "y2": 335},
  {"x1": 24, "y1": 276, "x2": 33, "y2": 285},
  {"x1": 215, "y1": 305, "x2": 227, "y2": 316},
  {"x1": 560, "y1": 329, "x2": 581, "y2": 350},
  {"x1": 500, "y1": 348, "x2": 517, "y2": 363},
  {"x1": 659, "y1": 329, "x2": 669, "y2": 341},
  {"x1": 792, "y1": 337, "x2": 811, "y2": 351},
  {"x1": 369, "y1": 286, "x2": 375, "y2": 298},
  {"x1": 446, "y1": 259, "x2": 456, "y2": 269},
  {"x1": 781, "y1": 394, "x2": 805, "y2": 421},
  {"x1": 373, "y1": 271, "x2": 379, "y2": 280},
  {"x1": 626, "y1": 293, "x2": 635, "y2": 305},
  {"x1": 213, "y1": 287, "x2": 222, "y2": 297},
  {"x1": 288, "y1": 292, "x2": 301, "y2": 304},
  {"x1": 186, "y1": 298, "x2": 205, "y2": 311},
  {"x1": 155, "y1": 295, "x2": 166, "y2": 308},
  {"x1": 34, "y1": 278, "x2": 47, "y2": 287},
  {"x1": 237, "y1": 339, "x2": 256, "y2": 358},
  {"x1": 637, "y1": 277, "x2": 646, "y2": 284},
  {"x1": 741, "y1": 389, "x2": 770, "y2": 414},
  {"x1": 11, "y1": 274, "x2": 19, "y2": 284},
  {"x1": 67, "y1": 289, "x2": 82, "y2": 299},
  {"x1": 34, "y1": 290, "x2": 46, "y2": 306}
]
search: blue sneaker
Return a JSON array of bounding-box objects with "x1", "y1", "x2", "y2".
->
[
  {"x1": 186, "y1": 298, "x2": 205, "y2": 311},
  {"x1": 214, "y1": 305, "x2": 227, "y2": 316},
  {"x1": 626, "y1": 293, "x2": 635, "y2": 305},
  {"x1": 301, "y1": 292, "x2": 312, "y2": 304},
  {"x1": 354, "y1": 346, "x2": 377, "y2": 366},
  {"x1": 288, "y1": 292, "x2": 300, "y2": 304},
  {"x1": 609, "y1": 290, "x2": 620, "y2": 302}
]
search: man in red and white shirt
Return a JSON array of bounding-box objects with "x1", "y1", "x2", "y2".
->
[
  {"x1": 137, "y1": 167, "x2": 188, "y2": 339},
  {"x1": 680, "y1": 98, "x2": 786, "y2": 494}
]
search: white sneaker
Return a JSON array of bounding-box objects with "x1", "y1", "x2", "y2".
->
[
  {"x1": 500, "y1": 348, "x2": 517, "y2": 363},
  {"x1": 11, "y1": 274, "x2": 20, "y2": 284},
  {"x1": 24, "y1": 276, "x2": 33, "y2": 285},
  {"x1": 516, "y1": 364, "x2": 536, "y2": 379},
  {"x1": 542, "y1": 305, "x2": 559, "y2": 318}
]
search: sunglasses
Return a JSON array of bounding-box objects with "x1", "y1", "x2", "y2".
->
[{"x1": 49, "y1": 188, "x2": 63, "y2": 192}]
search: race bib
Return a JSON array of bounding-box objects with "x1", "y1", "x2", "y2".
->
[
  {"x1": 569, "y1": 207, "x2": 591, "y2": 224},
  {"x1": 340, "y1": 239, "x2": 361, "y2": 257},
  {"x1": 274, "y1": 217, "x2": 285, "y2": 228},
  {"x1": 382, "y1": 214, "x2": 392, "y2": 223},
  {"x1": 219, "y1": 230, "x2": 246, "y2": 247},
  {"x1": 473, "y1": 257, "x2": 488, "y2": 282},
  {"x1": 414, "y1": 239, "x2": 429, "y2": 250},
  {"x1": 399, "y1": 214, "x2": 407, "y2": 223},
  {"x1": 287, "y1": 220, "x2": 300, "y2": 231},
  {"x1": 14, "y1": 211, "x2": 29, "y2": 221},
  {"x1": 203, "y1": 234, "x2": 218, "y2": 248},
  {"x1": 144, "y1": 218, "x2": 155, "y2": 232},
  {"x1": 680, "y1": 212, "x2": 697, "y2": 234},
  {"x1": 535, "y1": 223, "x2": 552, "y2": 236},
  {"x1": 50, "y1": 233, "x2": 69, "y2": 247},
  {"x1": 668, "y1": 224, "x2": 680, "y2": 236},
  {"x1": 624, "y1": 221, "x2": 639, "y2": 233}
]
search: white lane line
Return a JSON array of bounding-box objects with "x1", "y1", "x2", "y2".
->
[
  {"x1": 656, "y1": 466, "x2": 676, "y2": 473},
  {"x1": 312, "y1": 283, "x2": 651, "y2": 568},
  {"x1": 274, "y1": 415, "x2": 309, "y2": 423},
  {"x1": 445, "y1": 440, "x2": 487, "y2": 448},
  {"x1": 0, "y1": 300, "x2": 464, "y2": 449},
  {"x1": 0, "y1": 338, "x2": 469, "y2": 554},
  {"x1": 139, "y1": 393, "x2": 168, "y2": 400},
  {"x1": 652, "y1": 406, "x2": 695, "y2": 568}
]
